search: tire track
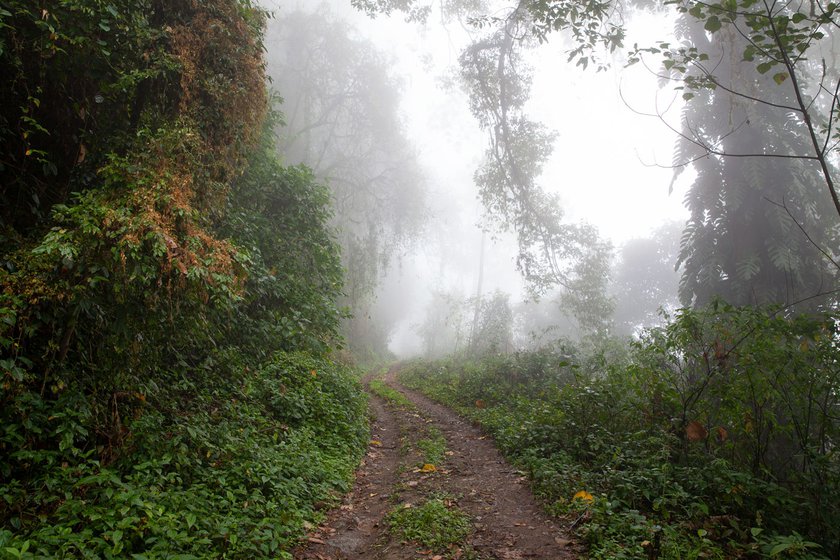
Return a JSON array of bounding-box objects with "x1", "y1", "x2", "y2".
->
[{"x1": 296, "y1": 366, "x2": 580, "y2": 560}]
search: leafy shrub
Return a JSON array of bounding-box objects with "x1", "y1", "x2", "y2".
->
[
  {"x1": 1, "y1": 1, "x2": 367, "y2": 557},
  {"x1": 399, "y1": 304, "x2": 839, "y2": 559},
  {"x1": 0, "y1": 352, "x2": 367, "y2": 559}
]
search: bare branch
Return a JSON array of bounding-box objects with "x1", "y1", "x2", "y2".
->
[
  {"x1": 765, "y1": 0, "x2": 840, "y2": 218},
  {"x1": 619, "y1": 83, "x2": 820, "y2": 166},
  {"x1": 764, "y1": 197, "x2": 840, "y2": 271}
]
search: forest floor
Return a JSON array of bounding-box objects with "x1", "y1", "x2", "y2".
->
[{"x1": 294, "y1": 364, "x2": 580, "y2": 560}]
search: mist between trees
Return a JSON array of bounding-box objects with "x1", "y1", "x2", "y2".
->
[
  {"x1": 266, "y1": 0, "x2": 839, "y2": 556},
  {"x1": 263, "y1": 0, "x2": 838, "y2": 359},
  {"x1": 1, "y1": 0, "x2": 839, "y2": 557}
]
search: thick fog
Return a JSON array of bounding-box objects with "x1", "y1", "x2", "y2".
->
[{"x1": 259, "y1": 0, "x2": 838, "y2": 359}]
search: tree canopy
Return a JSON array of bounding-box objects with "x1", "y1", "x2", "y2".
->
[
  {"x1": 264, "y1": 7, "x2": 427, "y2": 357},
  {"x1": 354, "y1": 0, "x2": 840, "y2": 312}
]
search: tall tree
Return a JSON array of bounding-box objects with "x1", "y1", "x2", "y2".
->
[
  {"x1": 417, "y1": 289, "x2": 472, "y2": 357},
  {"x1": 264, "y1": 7, "x2": 426, "y2": 355},
  {"x1": 355, "y1": 0, "x2": 617, "y2": 301},
  {"x1": 612, "y1": 221, "x2": 682, "y2": 334},
  {"x1": 470, "y1": 290, "x2": 515, "y2": 355},
  {"x1": 359, "y1": 0, "x2": 839, "y2": 309},
  {"x1": 651, "y1": 9, "x2": 840, "y2": 308}
]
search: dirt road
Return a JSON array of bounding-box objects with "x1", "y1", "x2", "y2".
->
[{"x1": 295, "y1": 366, "x2": 579, "y2": 560}]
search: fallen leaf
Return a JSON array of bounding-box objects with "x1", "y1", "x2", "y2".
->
[
  {"x1": 555, "y1": 537, "x2": 572, "y2": 546},
  {"x1": 419, "y1": 463, "x2": 437, "y2": 473},
  {"x1": 370, "y1": 439, "x2": 382, "y2": 446},
  {"x1": 308, "y1": 537, "x2": 325, "y2": 545},
  {"x1": 475, "y1": 399, "x2": 486, "y2": 409},
  {"x1": 573, "y1": 490, "x2": 594, "y2": 503}
]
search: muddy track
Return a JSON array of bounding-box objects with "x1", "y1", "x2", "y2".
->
[{"x1": 295, "y1": 366, "x2": 580, "y2": 560}]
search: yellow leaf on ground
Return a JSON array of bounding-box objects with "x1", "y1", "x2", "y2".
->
[
  {"x1": 370, "y1": 440, "x2": 382, "y2": 446},
  {"x1": 573, "y1": 490, "x2": 594, "y2": 503},
  {"x1": 419, "y1": 463, "x2": 437, "y2": 473}
]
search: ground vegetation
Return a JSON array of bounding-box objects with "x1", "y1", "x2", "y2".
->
[
  {"x1": 0, "y1": 2, "x2": 368, "y2": 556},
  {"x1": 401, "y1": 304, "x2": 840, "y2": 558}
]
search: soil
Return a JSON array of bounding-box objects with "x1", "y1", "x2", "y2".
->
[{"x1": 295, "y1": 365, "x2": 581, "y2": 560}]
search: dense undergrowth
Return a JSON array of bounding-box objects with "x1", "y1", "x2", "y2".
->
[
  {"x1": 0, "y1": 353, "x2": 367, "y2": 558},
  {"x1": 1, "y1": 1, "x2": 368, "y2": 557},
  {"x1": 399, "y1": 304, "x2": 840, "y2": 559}
]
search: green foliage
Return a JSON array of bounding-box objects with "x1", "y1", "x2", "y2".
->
[
  {"x1": 470, "y1": 291, "x2": 514, "y2": 355},
  {"x1": 219, "y1": 117, "x2": 345, "y2": 357},
  {"x1": 369, "y1": 379, "x2": 416, "y2": 410},
  {"x1": 386, "y1": 495, "x2": 472, "y2": 552},
  {"x1": 417, "y1": 427, "x2": 447, "y2": 466},
  {"x1": 627, "y1": 0, "x2": 840, "y2": 307},
  {"x1": 400, "y1": 305, "x2": 840, "y2": 559},
  {"x1": 559, "y1": 235, "x2": 615, "y2": 342},
  {"x1": 1, "y1": 0, "x2": 367, "y2": 557},
  {"x1": 0, "y1": 351, "x2": 368, "y2": 559},
  {"x1": 0, "y1": 0, "x2": 265, "y2": 233},
  {"x1": 266, "y1": 8, "x2": 427, "y2": 358}
]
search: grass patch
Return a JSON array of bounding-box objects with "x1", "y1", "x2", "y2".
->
[
  {"x1": 387, "y1": 495, "x2": 471, "y2": 552},
  {"x1": 369, "y1": 379, "x2": 415, "y2": 409},
  {"x1": 417, "y1": 426, "x2": 447, "y2": 466}
]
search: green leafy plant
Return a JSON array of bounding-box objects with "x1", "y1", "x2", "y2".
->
[
  {"x1": 0, "y1": 1, "x2": 367, "y2": 557},
  {"x1": 399, "y1": 304, "x2": 839, "y2": 559},
  {"x1": 387, "y1": 495, "x2": 472, "y2": 552},
  {"x1": 418, "y1": 427, "x2": 447, "y2": 466},
  {"x1": 369, "y1": 379, "x2": 416, "y2": 410}
]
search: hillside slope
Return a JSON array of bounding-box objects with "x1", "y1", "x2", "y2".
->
[{"x1": 0, "y1": 2, "x2": 368, "y2": 557}]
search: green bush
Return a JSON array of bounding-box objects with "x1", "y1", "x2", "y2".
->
[
  {"x1": 0, "y1": 352, "x2": 367, "y2": 559},
  {"x1": 1, "y1": 1, "x2": 367, "y2": 557},
  {"x1": 399, "y1": 304, "x2": 839, "y2": 559}
]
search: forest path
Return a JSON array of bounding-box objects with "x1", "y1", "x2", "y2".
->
[{"x1": 295, "y1": 365, "x2": 580, "y2": 560}]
